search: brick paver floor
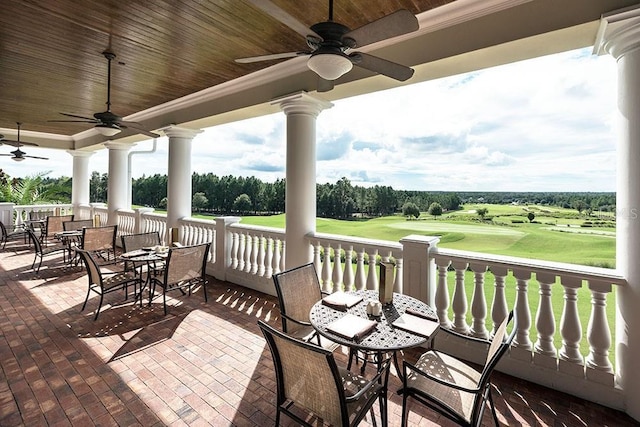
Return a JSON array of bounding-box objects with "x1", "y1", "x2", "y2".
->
[{"x1": 0, "y1": 239, "x2": 637, "y2": 426}]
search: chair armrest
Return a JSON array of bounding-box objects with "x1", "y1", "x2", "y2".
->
[
  {"x1": 438, "y1": 326, "x2": 491, "y2": 345},
  {"x1": 403, "y1": 359, "x2": 482, "y2": 394},
  {"x1": 281, "y1": 313, "x2": 312, "y2": 328}
]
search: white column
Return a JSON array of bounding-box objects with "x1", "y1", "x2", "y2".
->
[
  {"x1": 104, "y1": 142, "x2": 134, "y2": 226},
  {"x1": 67, "y1": 150, "x2": 94, "y2": 214},
  {"x1": 272, "y1": 92, "x2": 332, "y2": 270},
  {"x1": 595, "y1": 7, "x2": 640, "y2": 421},
  {"x1": 163, "y1": 126, "x2": 203, "y2": 232}
]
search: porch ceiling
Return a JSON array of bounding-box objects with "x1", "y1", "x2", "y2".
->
[{"x1": 0, "y1": 0, "x2": 636, "y2": 151}]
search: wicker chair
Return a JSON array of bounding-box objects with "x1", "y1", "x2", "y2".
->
[
  {"x1": 25, "y1": 227, "x2": 67, "y2": 272},
  {"x1": 41, "y1": 214, "x2": 74, "y2": 244},
  {"x1": 76, "y1": 248, "x2": 143, "y2": 320},
  {"x1": 79, "y1": 225, "x2": 117, "y2": 265},
  {"x1": 148, "y1": 242, "x2": 210, "y2": 315},
  {"x1": 258, "y1": 320, "x2": 390, "y2": 427},
  {"x1": 0, "y1": 220, "x2": 27, "y2": 250},
  {"x1": 400, "y1": 311, "x2": 516, "y2": 427}
]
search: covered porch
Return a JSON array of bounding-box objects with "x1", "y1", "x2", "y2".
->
[{"x1": 3, "y1": 0, "x2": 640, "y2": 423}]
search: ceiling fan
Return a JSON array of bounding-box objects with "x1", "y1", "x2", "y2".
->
[
  {"x1": 236, "y1": 0, "x2": 419, "y2": 91},
  {"x1": 49, "y1": 50, "x2": 160, "y2": 138},
  {"x1": 0, "y1": 123, "x2": 48, "y2": 162}
]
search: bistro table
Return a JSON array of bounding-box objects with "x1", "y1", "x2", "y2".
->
[
  {"x1": 120, "y1": 248, "x2": 168, "y2": 304},
  {"x1": 310, "y1": 289, "x2": 439, "y2": 378},
  {"x1": 55, "y1": 230, "x2": 83, "y2": 264}
]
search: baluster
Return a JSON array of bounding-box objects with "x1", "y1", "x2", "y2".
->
[
  {"x1": 313, "y1": 241, "x2": 322, "y2": 274},
  {"x1": 490, "y1": 266, "x2": 508, "y2": 336},
  {"x1": 250, "y1": 234, "x2": 259, "y2": 274},
  {"x1": 451, "y1": 261, "x2": 469, "y2": 333},
  {"x1": 272, "y1": 239, "x2": 282, "y2": 275},
  {"x1": 470, "y1": 263, "x2": 489, "y2": 339},
  {"x1": 343, "y1": 246, "x2": 354, "y2": 291},
  {"x1": 236, "y1": 233, "x2": 245, "y2": 271},
  {"x1": 534, "y1": 273, "x2": 557, "y2": 358},
  {"x1": 435, "y1": 258, "x2": 451, "y2": 327},
  {"x1": 559, "y1": 277, "x2": 584, "y2": 367},
  {"x1": 393, "y1": 257, "x2": 403, "y2": 293},
  {"x1": 241, "y1": 234, "x2": 251, "y2": 273},
  {"x1": 265, "y1": 237, "x2": 274, "y2": 278},
  {"x1": 513, "y1": 269, "x2": 533, "y2": 351},
  {"x1": 280, "y1": 241, "x2": 286, "y2": 272},
  {"x1": 366, "y1": 248, "x2": 378, "y2": 291},
  {"x1": 257, "y1": 234, "x2": 266, "y2": 276},
  {"x1": 586, "y1": 280, "x2": 613, "y2": 374},
  {"x1": 323, "y1": 243, "x2": 333, "y2": 292},
  {"x1": 332, "y1": 244, "x2": 344, "y2": 291},
  {"x1": 354, "y1": 247, "x2": 366, "y2": 291},
  {"x1": 230, "y1": 231, "x2": 239, "y2": 270}
]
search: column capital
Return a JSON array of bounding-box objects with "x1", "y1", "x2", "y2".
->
[
  {"x1": 595, "y1": 5, "x2": 640, "y2": 59},
  {"x1": 66, "y1": 150, "x2": 95, "y2": 158},
  {"x1": 103, "y1": 141, "x2": 136, "y2": 151},
  {"x1": 272, "y1": 91, "x2": 333, "y2": 117},
  {"x1": 162, "y1": 125, "x2": 203, "y2": 139}
]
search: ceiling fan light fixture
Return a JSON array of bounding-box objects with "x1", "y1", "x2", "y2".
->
[
  {"x1": 95, "y1": 124, "x2": 121, "y2": 137},
  {"x1": 11, "y1": 155, "x2": 24, "y2": 162},
  {"x1": 307, "y1": 53, "x2": 353, "y2": 80}
]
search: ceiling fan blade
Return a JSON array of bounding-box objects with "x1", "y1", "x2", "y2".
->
[
  {"x1": 118, "y1": 121, "x2": 160, "y2": 138},
  {"x1": 342, "y1": 9, "x2": 419, "y2": 48},
  {"x1": 246, "y1": 0, "x2": 320, "y2": 39},
  {"x1": 47, "y1": 119, "x2": 96, "y2": 123},
  {"x1": 236, "y1": 51, "x2": 310, "y2": 64},
  {"x1": 59, "y1": 112, "x2": 97, "y2": 121},
  {"x1": 0, "y1": 154, "x2": 12, "y2": 157},
  {"x1": 317, "y1": 77, "x2": 334, "y2": 93},
  {"x1": 25, "y1": 155, "x2": 49, "y2": 160},
  {"x1": 350, "y1": 52, "x2": 414, "y2": 81},
  {"x1": 0, "y1": 139, "x2": 38, "y2": 147}
]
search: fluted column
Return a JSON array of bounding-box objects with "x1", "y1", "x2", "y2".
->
[
  {"x1": 595, "y1": 7, "x2": 640, "y2": 421},
  {"x1": 104, "y1": 142, "x2": 134, "y2": 226},
  {"x1": 163, "y1": 126, "x2": 203, "y2": 235},
  {"x1": 67, "y1": 150, "x2": 94, "y2": 215},
  {"x1": 272, "y1": 92, "x2": 332, "y2": 269}
]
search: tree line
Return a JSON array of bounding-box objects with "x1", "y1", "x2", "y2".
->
[{"x1": 0, "y1": 171, "x2": 615, "y2": 221}]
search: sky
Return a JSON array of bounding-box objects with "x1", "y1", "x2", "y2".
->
[{"x1": 2, "y1": 46, "x2": 618, "y2": 192}]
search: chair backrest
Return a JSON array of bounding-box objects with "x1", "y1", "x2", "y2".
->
[
  {"x1": 81, "y1": 225, "x2": 117, "y2": 252},
  {"x1": 45, "y1": 214, "x2": 74, "y2": 238},
  {"x1": 63, "y1": 219, "x2": 94, "y2": 231},
  {"x1": 75, "y1": 248, "x2": 103, "y2": 287},
  {"x1": 163, "y1": 242, "x2": 210, "y2": 285},
  {"x1": 272, "y1": 263, "x2": 323, "y2": 336},
  {"x1": 29, "y1": 210, "x2": 53, "y2": 220},
  {"x1": 258, "y1": 320, "x2": 348, "y2": 427},
  {"x1": 121, "y1": 232, "x2": 161, "y2": 252}
]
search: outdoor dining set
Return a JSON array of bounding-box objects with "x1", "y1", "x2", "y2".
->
[{"x1": 0, "y1": 212, "x2": 210, "y2": 319}]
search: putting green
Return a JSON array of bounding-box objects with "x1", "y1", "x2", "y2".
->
[{"x1": 388, "y1": 221, "x2": 526, "y2": 236}]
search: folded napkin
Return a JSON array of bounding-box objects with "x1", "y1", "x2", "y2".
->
[
  {"x1": 404, "y1": 308, "x2": 439, "y2": 322},
  {"x1": 322, "y1": 291, "x2": 363, "y2": 309},
  {"x1": 392, "y1": 310, "x2": 440, "y2": 339},
  {"x1": 121, "y1": 249, "x2": 147, "y2": 258},
  {"x1": 326, "y1": 313, "x2": 377, "y2": 340}
]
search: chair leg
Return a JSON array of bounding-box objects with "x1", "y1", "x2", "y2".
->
[
  {"x1": 81, "y1": 287, "x2": 92, "y2": 311},
  {"x1": 202, "y1": 280, "x2": 208, "y2": 302},
  {"x1": 163, "y1": 288, "x2": 168, "y2": 315},
  {"x1": 487, "y1": 386, "x2": 500, "y2": 426},
  {"x1": 94, "y1": 293, "x2": 104, "y2": 320},
  {"x1": 401, "y1": 393, "x2": 409, "y2": 427}
]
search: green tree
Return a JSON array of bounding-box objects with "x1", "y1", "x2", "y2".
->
[
  {"x1": 233, "y1": 193, "x2": 252, "y2": 214},
  {"x1": 476, "y1": 207, "x2": 488, "y2": 220},
  {"x1": 527, "y1": 212, "x2": 535, "y2": 222},
  {"x1": 428, "y1": 202, "x2": 443, "y2": 219},
  {"x1": 0, "y1": 170, "x2": 69, "y2": 204},
  {"x1": 402, "y1": 202, "x2": 420, "y2": 219},
  {"x1": 192, "y1": 192, "x2": 208, "y2": 213}
]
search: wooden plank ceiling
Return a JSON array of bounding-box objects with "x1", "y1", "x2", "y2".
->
[{"x1": 0, "y1": 0, "x2": 455, "y2": 136}]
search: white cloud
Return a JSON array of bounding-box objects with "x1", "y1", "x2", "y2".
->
[{"x1": 3, "y1": 47, "x2": 617, "y2": 192}]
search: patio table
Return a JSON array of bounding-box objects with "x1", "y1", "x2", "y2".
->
[{"x1": 120, "y1": 248, "x2": 168, "y2": 304}]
